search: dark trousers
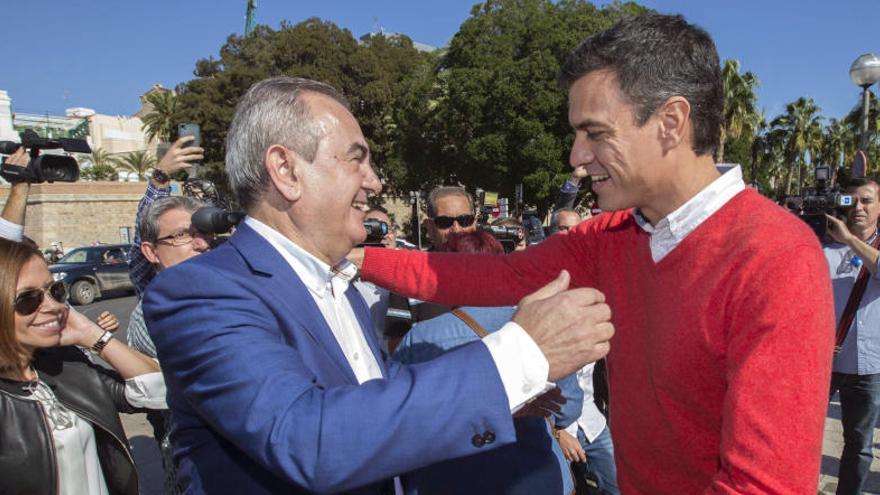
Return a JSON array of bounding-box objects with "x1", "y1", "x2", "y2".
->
[{"x1": 830, "y1": 372, "x2": 880, "y2": 495}]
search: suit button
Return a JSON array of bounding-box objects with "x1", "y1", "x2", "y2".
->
[
  {"x1": 471, "y1": 434, "x2": 485, "y2": 447},
  {"x1": 483, "y1": 431, "x2": 496, "y2": 444}
]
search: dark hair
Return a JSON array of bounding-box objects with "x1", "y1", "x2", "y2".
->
[
  {"x1": 439, "y1": 230, "x2": 504, "y2": 256},
  {"x1": 846, "y1": 177, "x2": 880, "y2": 193},
  {"x1": 0, "y1": 238, "x2": 43, "y2": 372},
  {"x1": 559, "y1": 13, "x2": 722, "y2": 156},
  {"x1": 426, "y1": 186, "x2": 474, "y2": 218}
]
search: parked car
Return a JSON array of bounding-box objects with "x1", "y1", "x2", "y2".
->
[{"x1": 49, "y1": 244, "x2": 134, "y2": 305}]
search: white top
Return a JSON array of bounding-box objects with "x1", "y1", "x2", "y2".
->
[
  {"x1": 245, "y1": 216, "x2": 550, "y2": 411},
  {"x1": 563, "y1": 363, "x2": 607, "y2": 442},
  {"x1": 634, "y1": 166, "x2": 745, "y2": 262},
  {"x1": 0, "y1": 217, "x2": 24, "y2": 242}
]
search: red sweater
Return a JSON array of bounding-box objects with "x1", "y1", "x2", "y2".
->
[{"x1": 363, "y1": 189, "x2": 834, "y2": 494}]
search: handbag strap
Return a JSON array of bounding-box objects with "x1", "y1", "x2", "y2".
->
[
  {"x1": 835, "y1": 232, "x2": 880, "y2": 352},
  {"x1": 450, "y1": 308, "x2": 489, "y2": 338}
]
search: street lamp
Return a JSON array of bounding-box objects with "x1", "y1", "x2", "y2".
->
[{"x1": 849, "y1": 53, "x2": 880, "y2": 150}]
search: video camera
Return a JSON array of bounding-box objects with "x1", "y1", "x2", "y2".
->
[
  {"x1": 786, "y1": 165, "x2": 854, "y2": 238},
  {"x1": 0, "y1": 130, "x2": 89, "y2": 183},
  {"x1": 485, "y1": 225, "x2": 524, "y2": 253}
]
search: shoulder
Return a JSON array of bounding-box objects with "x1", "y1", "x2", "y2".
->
[
  {"x1": 395, "y1": 307, "x2": 515, "y2": 363},
  {"x1": 722, "y1": 190, "x2": 821, "y2": 251}
]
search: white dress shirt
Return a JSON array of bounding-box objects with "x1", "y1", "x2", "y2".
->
[
  {"x1": 564, "y1": 363, "x2": 607, "y2": 442},
  {"x1": 0, "y1": 216, "x2": 24, "y2": 242},
  {"x1": 634, "y1": 166, "x2": 745, "y2": 262},
  {"x1": 245, "y1": 216, "x2": 550, "y2": 409}
]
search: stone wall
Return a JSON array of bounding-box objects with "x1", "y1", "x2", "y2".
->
[{"x1": 0, "y1": 182, "x2": 151, "y2": 250}]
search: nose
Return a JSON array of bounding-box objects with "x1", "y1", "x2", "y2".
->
[
  {"x1": 362, "y1": 162, "x2": 382, "y2": 195},
  {"x1": 569, "y1": 134, "x2": 594, "y2": 170}
]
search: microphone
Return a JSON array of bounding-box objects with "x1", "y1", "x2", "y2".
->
[{"x1": 191, "y1": 207, "x2": 245, "y2": 235}]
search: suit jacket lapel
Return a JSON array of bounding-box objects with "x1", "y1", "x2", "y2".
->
[
  {"x1": 228, "y1": 223, "x2": 359, "y2": 384},
  {"x1": 345, "y1": 285, "x2": 388, "y2": 377}
]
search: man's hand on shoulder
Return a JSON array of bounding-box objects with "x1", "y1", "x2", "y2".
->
[{"x1": 513, "y1": 270, "x2": 613, "y2": 381}]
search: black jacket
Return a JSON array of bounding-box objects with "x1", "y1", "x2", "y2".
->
[{"x1": 0, "y1": 346, "x2": 143, "y2": 495}]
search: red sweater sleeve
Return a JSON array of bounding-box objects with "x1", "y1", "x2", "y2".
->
[
  {"x1": 706, "y1": 242, "x2": 834, "y2": 494},
  {"x1": 361, "y1": 218, "x2": 603, "y2": 306}
]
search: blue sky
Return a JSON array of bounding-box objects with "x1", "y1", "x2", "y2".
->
[{"x1": 3, "y1": 0, "x2": 878, "y2": 123}]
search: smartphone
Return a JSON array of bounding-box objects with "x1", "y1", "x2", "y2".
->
[
  {"x1": 177, "y1": 123, "x2": 201, "y2": 147},
  {"x1": 177, "y1": 123, "x2": 202, "y2": 176}
]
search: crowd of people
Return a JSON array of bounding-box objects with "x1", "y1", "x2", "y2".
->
[{"x1": 1, "y1": 11, "x2": 878, "y2": 495}]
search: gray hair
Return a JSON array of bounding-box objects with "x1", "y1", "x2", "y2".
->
[
  {"x1": 225, "y1": 76, "x2": 351, "y2": 211},
  {"x1": 139, "y1": 196, "x2": 208, "y2": 243},
  {"x1": 551, "y1": 207, "x2": 580, "y2": 227},
  {"x1": 426, "y1": 186, "x2": 474, "y2": 218}
]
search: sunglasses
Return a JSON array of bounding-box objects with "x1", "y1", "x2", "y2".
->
[
  {"x1": 14, "y1": 281, "x2": 68, "y2": 316},
  {"x1": 433, "y1": 214, "x2": 476, "y2": 229}
]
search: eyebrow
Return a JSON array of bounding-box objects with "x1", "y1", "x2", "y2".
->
[
  {"x1": 571, "y1": 118, "x2": 610, "y2": 131},
  {"x1": 348, "y1": 143, "x2": 369, "y2": 158}
]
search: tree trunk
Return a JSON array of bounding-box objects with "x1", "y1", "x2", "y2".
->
[{"x1": 717, "y1": 127, "x2": 726, "y2": 163}]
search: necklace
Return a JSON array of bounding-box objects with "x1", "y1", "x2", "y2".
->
[{"x1": 24, "y1": 369, "x2": 75, "y2": 431}]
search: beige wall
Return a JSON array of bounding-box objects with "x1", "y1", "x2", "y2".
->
[
  {"x1": 88, "y1": 114, "x2": 151, "y2": 156},
  {"x1": 0, "y1": 182, "x2": 152, "y2": 250}
]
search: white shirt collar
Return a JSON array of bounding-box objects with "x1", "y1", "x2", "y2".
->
[
  {"x1": 634, "y1": 165, "x2": 745, "y2": 262},
  {"x1": 243, "y1": 216, "x2": 358, "y2": 298}
]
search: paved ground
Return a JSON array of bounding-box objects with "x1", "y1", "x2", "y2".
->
[{"x1": 85, "y1": 293, "x2": 880, "y2": 494}]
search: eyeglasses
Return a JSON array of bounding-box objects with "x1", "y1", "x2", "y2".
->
[
  {"x1": 14, "y1": 281, "x2": 68, "y2": 316},
  {"x1": 433, "y1": 214, "x2": 476, "y2": 229},
  {"x1": 155, "y1": 228, "x2": 208, "y2": 247}
]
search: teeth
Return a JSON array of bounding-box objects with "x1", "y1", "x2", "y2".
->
[
  {"x1": 352, "y1": 201, "x2": 369, "y2": 212},
  {"x1": 592, "y1": 174, "x2": 610, "y2": 183}
]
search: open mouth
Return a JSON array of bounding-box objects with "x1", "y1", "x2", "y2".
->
[
  {"x1": 351, "y1": 200, "x2": 370, "y2": 212},
  {"x1": 31, "y1": 318, "x2": 61, "y2": 334},
  {"x1": 591, "y1": 174, "x2": 610, "y2": 184}
]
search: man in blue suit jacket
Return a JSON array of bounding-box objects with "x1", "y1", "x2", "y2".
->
[{"x1": 143, "y1": 76, "x2": 615, "y2": 494}]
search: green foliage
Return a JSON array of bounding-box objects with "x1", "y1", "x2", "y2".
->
[
  {"x1": 80, "y1": 163, "x2": 118, "y2": 181},
  {"x1": 401, "y1": 0, "x2": 649, "y2": 213},
  {"x1": 718, "y1": 59, "x2": 759, "y2": 164},
  {"x1": 770, "y1": 97, "x2": 823, "y2": 195},
  {"x1": 141, "y1": 90, "x2": 178, "y2": 143},
  {"x1": 117, "y1": 150, "x2": 157, "y2": 181}
]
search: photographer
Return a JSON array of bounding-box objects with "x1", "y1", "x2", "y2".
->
[
  {"x1": 825, "y1": 177, "x2": 880, "y2": 495},
  {"x1": 0, "y1": 148, "x2": 30, "y2": 242},
  {"x1": 128, "y1": 136, "x2": 204, "y2": 295}
]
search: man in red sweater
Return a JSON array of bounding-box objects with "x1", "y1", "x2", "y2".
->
[{"x1": 359, "y1": 13, "x2": 834, "y2": 494}]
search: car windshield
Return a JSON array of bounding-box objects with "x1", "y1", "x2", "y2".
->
[{"x1": 55, "y1": 248, "x2": 93, "y2": 264}]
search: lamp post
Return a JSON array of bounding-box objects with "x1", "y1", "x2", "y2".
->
[{"x1": 849, "y1": 53, "x2": 880, "y2": 151}]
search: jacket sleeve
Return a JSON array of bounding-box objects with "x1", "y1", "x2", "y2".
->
[
  {"x1": 144, "y1": 262, "x2": 517, "y2": 494},
  {"x1": 553, "y1": 373, "x2": 583, "y2": 430}
]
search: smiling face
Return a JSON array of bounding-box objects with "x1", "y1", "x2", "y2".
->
[
  {"x1": 568, "y1": 70, "x2": 666, "y2": 219},
  {"x1": 290, "y1": 93, "x2": 382, "y2": 264},
  {"x1": 15, "y1": 255, "x2": 66, "y2": 351}
]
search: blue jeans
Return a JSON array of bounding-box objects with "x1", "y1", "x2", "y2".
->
[
  {"x1": 830, "y1": 372, "x2": 880, "y2": 495},
  {"x1": 574, "y1": 426, "x2": 619, "y2": 495}
]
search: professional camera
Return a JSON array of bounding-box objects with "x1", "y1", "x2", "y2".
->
[
  {"x1": 360, "y1": 219, "x2": 389, "y2": 247},
  {"x1": 786, "y1": 165, "x2": 854, "y2": 238},
  {"x1": 0, "y1": 129, "x2": 90, "y2": 183},
  {"x1": 485, "y1": 225, "x2": 524, "y2": 254}
]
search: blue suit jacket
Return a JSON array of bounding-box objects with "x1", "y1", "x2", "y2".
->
[{"x1": 143, "y1": 223, "x2": 515, "y2": 494}]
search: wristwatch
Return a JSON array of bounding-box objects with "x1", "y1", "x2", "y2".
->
[
  {"x1": 90, "y1": 331, "x2": 113, "y2": 355},
  {"x1": 151, "y1": 168, "x2": 171, "y2": 184}
]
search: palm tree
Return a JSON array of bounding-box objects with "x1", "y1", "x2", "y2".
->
[
  {"x1": 141, "y1": 89, "x2": 177, "y2": 143},
  {"x1": 820, "y1": 118, "x2": 854, "y2": 184},
  {"x1": 770, "y1": 97, "x2": 823, "y2": 195},
  {"x1": 85, "y1": 148, "x2": 121, "y2": 169},
  {"x1": 117, "y1": 150, "x2": 156, "y2": 181},
  {"x1": 718, "y1": 59, "x2": 760, "y2": 163}
]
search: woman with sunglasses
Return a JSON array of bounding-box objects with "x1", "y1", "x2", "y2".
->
[{"x1": 0, "y1": 238, "x2": 166, "y2": 495}]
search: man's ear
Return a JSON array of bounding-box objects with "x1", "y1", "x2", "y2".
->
[
  {"x1": 140, "y1": 241, "x2": 160, "y2": 265},
  {"x1": 264, "y1": 144, "x2": 304, "y2": 202},
  {"x1": 657, "y1": 96, "x2": 691, "y2": 153}
]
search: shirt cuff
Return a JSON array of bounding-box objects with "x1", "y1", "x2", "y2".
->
[
  {"x1": 0, "y1": 217, "x2": 24, "y2": 242},
  {"x1": 564, "y1": 422, "x2": 579, "y2": 437},
  {"x1": 482, "y1": 321, "x2": 551, "y2": 412},
  {"x1": 124, "y1": 371, "x2": 167, "y2": 409}
]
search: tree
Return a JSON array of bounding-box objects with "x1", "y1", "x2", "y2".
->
[
  {"x1": 79, "y1": 163, "x2": 118, "y2": 181},
  {"x1": 770, "y1": 97, "x2": 822, "y2": 195},
  {"x1": 819, "y1": 118, "x2": 854, "y2": 184},
  {"x1": 417, "y1": 0, "x2": 649, "y2": 213},
  {"x1": 718, "y1": 59, "x2": 759, "y2": 164},
  {"x1": 117, "y1": 150, "x2": 156, "y2": 181},
  {"x1": 141, "y1": 89, "x2": 178, "y2": 143}
]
